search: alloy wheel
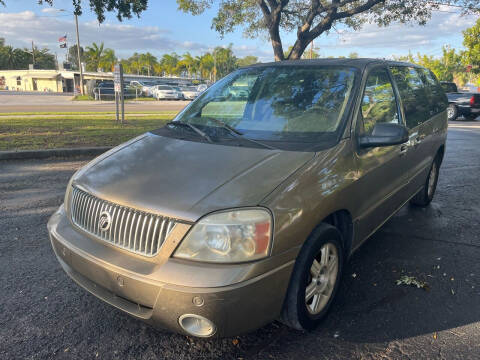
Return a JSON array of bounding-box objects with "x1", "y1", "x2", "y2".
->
[{"x1": 305, "y1": 242, "x2": 339, "y2": 315}]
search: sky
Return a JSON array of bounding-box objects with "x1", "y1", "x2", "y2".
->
[{"x1": 0, "y1": 0, "x2": 478, "y2": 63}]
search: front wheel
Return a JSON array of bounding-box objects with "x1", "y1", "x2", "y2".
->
[
  {"x1": 281, "y1": 223, "x2": 343, "y2": 331},
  {"x1": 410, "y1": 157, "x2": 440, "y2": 207}
]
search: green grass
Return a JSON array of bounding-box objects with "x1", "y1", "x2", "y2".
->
[
  {"x1": 72, "y1": 95, "x2": 95, "y2": 101},
  {"x1": 0, "y1": 111, "x2": 177, "y2": 116},
  {"x1": 0, "y1": 114, "x2": 174, "y2": 151},
  {"x1": 125, "y1": 97, "x2": 157, "y2": 102}
]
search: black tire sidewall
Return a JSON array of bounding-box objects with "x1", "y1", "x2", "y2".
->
[
  {"x1": 426, "y1": 157, "x2": 440, "y2": 202},
  {"x1": 284, "y1": 224, "x2": 344, "y2": 331}
]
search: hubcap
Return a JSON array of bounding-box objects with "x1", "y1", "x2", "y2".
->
[
  {"x1": 305, "y1": 243, "x2": 338, "y2": 315},
  {"x1": 428, "y1": 163, "x2": 437, "y2": 198}
]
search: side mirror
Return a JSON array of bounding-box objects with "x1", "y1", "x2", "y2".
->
[{"x1": 358, "y1": 123, "x2": 409, "y2": 148}]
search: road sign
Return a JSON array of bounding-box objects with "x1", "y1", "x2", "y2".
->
[{"x1": 114, "y1": 64, "x2": 125, "y2": 124}]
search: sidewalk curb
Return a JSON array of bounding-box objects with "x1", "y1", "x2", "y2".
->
[{"x1": 0, "y1": 147, "x2": 112, "y2": 161}]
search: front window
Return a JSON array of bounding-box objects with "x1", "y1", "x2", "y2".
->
[{"x1": 166, "y1": 65, "x2": 358, "y2": 150}]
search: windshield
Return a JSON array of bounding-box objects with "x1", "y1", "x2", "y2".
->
[{"x1": 173, "y1": 65, "x2": 357, "y2": 147}]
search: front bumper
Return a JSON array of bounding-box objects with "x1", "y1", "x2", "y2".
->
[{"x1": 48, "y1": 205, "x2": 294, "y2": 337}]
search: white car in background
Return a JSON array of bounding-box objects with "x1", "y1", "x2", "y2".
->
[
  {"x1": 197, "y1": 84, "x2": 208, "y2": 92},
  {"x1": 152, "y1": 85, "x2": 183, "y2": 100},
  {"x1": 129, "y1": 81, "x2": 157, "y2": 97},
  {"x1": 180, "y1": 86, "x2": 201, "y2": 100}
]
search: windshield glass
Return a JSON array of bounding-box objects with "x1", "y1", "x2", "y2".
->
[{"x1": 174, "y1": 65, "x2": 357, "y2": 145}]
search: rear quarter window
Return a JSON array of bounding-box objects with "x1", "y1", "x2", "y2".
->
[
  {"x1": 390, "y1": 66, "x2": 430, "y2": 129},
  {"x1": 420, "y1": 69, "x2": 449, "y2": 115}
]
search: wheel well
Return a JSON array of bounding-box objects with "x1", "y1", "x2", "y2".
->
[{"x1": 322, "y1": 210, "x2": 353, "y2": 258}]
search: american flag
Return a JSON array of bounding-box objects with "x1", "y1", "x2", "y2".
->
[{"x1": 58, "y1": 35, "x2": 67, "y2": 42}]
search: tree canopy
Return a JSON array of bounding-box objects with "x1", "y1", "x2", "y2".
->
[
  {"x1": 177, "y1": 0, "x2": 480, "y2": 60},
  {"x1": 1, "y1": 1, "x2": 478, "y2": 60}
]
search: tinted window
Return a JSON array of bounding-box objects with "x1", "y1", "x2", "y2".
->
[
  {"x1": 390, "y1": 66, "x2": 429, "y2": 129},
  {"x1": 359, "y1": 68, "x2": 399, "y2": 135},
  {"x1": 421, "y1": 70, "x2": 449, "y2": 114},
  {"x1": 175, "y1": 66, "x2": 357, "y2": 143},
  {"x1": 441, "y1": 82, "x2": 457, "y2": 93}
]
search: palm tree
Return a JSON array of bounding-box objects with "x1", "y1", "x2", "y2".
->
[
  {"x1": 198, "y1": 53, "x2": 214, "y2": 81},
  {"x1": 99, "y1": 48, "x2": 116, "y2": 72},
  {"x1": 160, "y1": 53, "x2": 180, "y2": 76},
  {"x1": 139, "y1": 52, "x2": 157, "y2": 76},
  {"x1": 3, "y1": 46, "x2": 17, "y2": 69},
  {"x1": 85, "y1": 42, "x2": 104, "y2": 72}
]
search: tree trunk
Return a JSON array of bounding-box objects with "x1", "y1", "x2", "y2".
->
[{"x1": 289, "y1": 38, "x2": 310, "y2": 60}]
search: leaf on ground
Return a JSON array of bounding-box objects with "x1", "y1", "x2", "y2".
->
[{"x1": 396, "y1": 275, "x2": 429, "y2": 290}]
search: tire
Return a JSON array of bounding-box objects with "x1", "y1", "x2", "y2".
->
[
  {"x1": 447, "y1": 104, "x2": 458, "y2": 121},
  {"x1": 281, "y1": 223, "x2": 344, "y2": 331},
  {"x1": 466, "y1": 113, "x2": 478, "y2": 121},
  {"x1": 410, "y1": 156, "x2": 440, "y2": 207}
]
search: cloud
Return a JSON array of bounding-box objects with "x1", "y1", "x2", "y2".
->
[
  {"x1": 0, "y1": 11, "x2": 212, "y2": 58},
  {"x1": 323, "y1": 5, "x2": 477, "y2": 56}
]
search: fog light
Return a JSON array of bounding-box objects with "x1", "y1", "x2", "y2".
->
[{"x1": 179, "y1": 314, "x2": 216, "y2": 337}]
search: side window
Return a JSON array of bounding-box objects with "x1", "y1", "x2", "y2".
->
[
  {"x1": 420, "y1": 69, "x2": 448, "y2": 115},
  {"x1": 359, "y1": 68, "x2": 399, "y2": 135},
  {"x1": 390, "y1": 66, "x2": 429, "y2": 129}
]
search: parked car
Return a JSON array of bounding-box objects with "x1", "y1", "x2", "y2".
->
[
  {"x1": 180, "y1": 86, "x2": 200, "y2": 100},
  {"x1": 152, "y1": 85, "x2": 183, "y2": 100},
  {"x1": 440, "y1": 81, "x2": 480, "y2": 121},
  {"x1": 197, "y1": 84, "x2": 208, "y2": 92},
  {"x1": 48, "y1": 59, "x2": 447, "y2": 338},
  {"x1": 129, "y1": 80, "x2": 157, "y2": 97},
  {"x1": 93, "y1": 80, "x2": 135, "y2": 100}
]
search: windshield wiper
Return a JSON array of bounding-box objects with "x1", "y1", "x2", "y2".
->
[
  {"x1": 166, "y1": 121, "x2": 212, "y2": 143},
  {"x1": 203, "y1": 116, "x2": 276, "y2": 150}
]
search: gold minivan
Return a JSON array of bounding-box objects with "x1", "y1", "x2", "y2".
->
[{"x1": 48, "y1": 59, "x2": 447, "y2": 337}]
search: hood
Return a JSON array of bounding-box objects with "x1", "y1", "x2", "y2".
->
[{"x1": 73, "y1": 133, "x2": 314, "y2": 222}]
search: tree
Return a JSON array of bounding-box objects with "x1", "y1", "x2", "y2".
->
[
  {"x1": 139, "y1": 52, "x2": 158, "y2": 76},
  {"x1": 2, "y1": 1, "x2": 479, "y2": 61},
  {"x1": 463, "y1": 18, "x2": 480, "y2": 74},
  {"x1": 177, "y1": 0, "x2": 480, "y2": 61},
  {"x1": 85, "y1": 42, "x2": 104, "y2": 71},
  {"x1": 237, "y1": 55, "x2": 259, "y2": 67},
  {"x1": 68, "y1": 45, "x2": 84, "y2": 70},
  {"x1": 99, "y1": 48, "x2": 117, "y2": 72}
]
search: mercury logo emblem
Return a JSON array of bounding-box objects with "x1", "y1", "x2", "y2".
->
[{"x1": 99, "y1": 211, "x2": 112, "y2": 232}]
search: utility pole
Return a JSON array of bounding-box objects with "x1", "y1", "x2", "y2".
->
[
  {"x1": 310, "y1": 40, "x2": 314, "y2": 60},
  {"x1": 31, "y1": 41, "x2": 36, "y2": 66},
  {"x1": 213, "y1": 49, "x2": 217, "y2": 83},
  {"x1": 75, "y1": 14, "x2": 85, "y2": 95}
]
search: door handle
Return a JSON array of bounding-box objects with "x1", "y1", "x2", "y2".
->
[{"x1": 400, "y1": 144, "x2": 408, "y2": 156}]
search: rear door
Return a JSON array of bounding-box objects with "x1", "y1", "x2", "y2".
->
[
  {"x1": 353, "y1": 65, "x2": 412, "y2": 241},
  {"x1": 389, "y1": 66, "x2": 434, "y2": 196}
]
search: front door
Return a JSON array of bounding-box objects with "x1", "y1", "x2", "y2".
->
[{"x1": 353, "y1": 66, "x2": 412, "y2": 242}]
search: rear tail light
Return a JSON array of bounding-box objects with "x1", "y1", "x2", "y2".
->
[{"x1": 470, "y1": 95, "x2": 479, "y2": 107}]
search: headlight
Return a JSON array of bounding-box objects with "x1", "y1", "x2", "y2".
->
[{"x1": 174, "y1": 208, "x2": 272, "y2": 263}]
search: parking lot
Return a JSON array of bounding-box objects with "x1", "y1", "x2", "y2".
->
[
  {"x1": 0, "y1": 92, "x2": 188, "y2": 113},
  {"x1": 0, "y1": 121, "x2": 479, "y2": 360}
]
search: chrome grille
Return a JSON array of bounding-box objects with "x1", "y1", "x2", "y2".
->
[{"x1": 70, "y1": 187, "x2": 176, "y2": 257}]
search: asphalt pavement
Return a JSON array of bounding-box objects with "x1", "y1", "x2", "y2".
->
[{"x1": 1, "y1": 121, "x2": 479, "y2": 359}]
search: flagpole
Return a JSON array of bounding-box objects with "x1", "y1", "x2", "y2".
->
[{"x1": 75, "y1": 14, "x2": 85, "y2": 95}]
